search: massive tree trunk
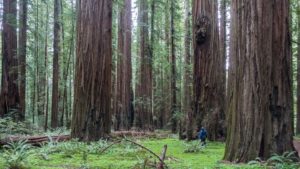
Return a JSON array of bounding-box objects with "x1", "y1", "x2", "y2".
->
[
  {"x1": 51, "y1": 0, "x2": 61, "y2": 128},
  {"x1": 183, "y1": 0, "x2": 193, "y2": 141},
  {"x1": 0, "y1": 0, "x2": 20, "y2": 119},
  {"x1": 134, "y1": 0, "x2": 153, "y2": 130},
  {"x1": 71, "y1": 0, "x2": 112, "y2": 141},
  {"x1": 18, "y1": 0, "x2": 28, "y2": 121},
  {"x1": 193, "y1": 0, "x2": 225, "y2": 141},
  {"x1": 170, "y1": 0, "x2": 177, "y2": 133},
  {"x1": 224, "y1": 0, "x2": 295, "y2": 162},
  {"x1": 115, "y1": 0, "x2": 133, "y2": 130}
]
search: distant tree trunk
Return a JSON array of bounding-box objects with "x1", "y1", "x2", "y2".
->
[
  {"x1": 18, "y1": 0, "x2": 28, "y2": 121},
  {"x1": 162, "y1": 0, "x2": 170, "y2": 129},
  {"x1": 115, "y1": 0, "x2": 133, "y2": 130},
  {"x1": 170, "y1": 0, "x2": 177, "y2": 133},
  {"x1": 183, "y1": 0, "x2": 193, "y2": 141},
  {"x1": 65, "y1": 0, "x2": 75, "y2": 129},
  {"x1": 71, "y1": 0, "x2": 112, "y2": 141},
  {"x1": 193, "y1": 0, "x2": 225, "y2": 141},
  {"x1": 36, "y1": 0, "x2": 48, "y2": 128},
  {"x1": 51, "y1": 0, "x2": 61, "y2": 129},
  {"x1": 218, "y1": 0, "x2": 227, "y2": 138},
  {"x1": 134, "y1": 0, "x2": 153, "y2": 130},
  {"x1": 219, "y1": 0, "x2": 226, "y2": 99},
  {"x1": 224, "y1": 0, "x2": 295, "y2": 162},
  {"x1": 0, "y1": 0, "x2": 19, "y2": 119},
  {"x1": 44, "y1": 3, "x2": 50, "y2": 131},
  {"x1": 297, "y1": 1, "x2": 300, "y2": 135}
]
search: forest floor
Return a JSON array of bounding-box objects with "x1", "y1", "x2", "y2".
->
[{"x1": 0, "y1": 136, "x2": 269, "y2": 169}]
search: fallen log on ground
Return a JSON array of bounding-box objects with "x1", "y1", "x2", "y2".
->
[
  {"x1": 0, "y1": 131, "x2": 168, "y2": 146},
  {"x1": 0, "y1": 135, "x2": 71, "y2": 146}
]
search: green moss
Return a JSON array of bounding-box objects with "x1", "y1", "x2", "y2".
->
[{"x1": 0, "y1": 138, "x2": 262, "y2": 169}]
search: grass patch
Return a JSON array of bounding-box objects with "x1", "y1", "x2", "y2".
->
[{"x1": 0, "y1": 138, "x2": 264, "y2": 169}]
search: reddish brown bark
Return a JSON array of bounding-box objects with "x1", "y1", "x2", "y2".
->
[
  {"x1": 0, "y1": 0, "x2": 20, "y2": 119},
  {"x1": 51, "y1": 0, "x2": 61, "y2": 129},
  {"x1": 183, "y1": 0, "x2": 193, "y2": 141},
  {"x1": 224, "y1": 0, "x2": 295, "y2": 162},
  {"x1": 193, "y1": 0, "x2": 225, "y2": 141},
  {"x1": 134, "y1": 0, "x2": 153, "y2": 130},
  {"x1": 71, "y1": 0, "x2": 112, "y2": 141},
  {"x1": 115, "y1": 0, "x2": 133, "y2": 131},
  {"x1": 170, "y1": 0, "x2": 177, "y2": 133},
  {"x1": 18, "y1": 0, "x2": 28, "y2": 121}
]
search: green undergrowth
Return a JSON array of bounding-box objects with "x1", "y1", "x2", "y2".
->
[{"x1": 0, "y1": 138, "x2": 266, "y2": 169}]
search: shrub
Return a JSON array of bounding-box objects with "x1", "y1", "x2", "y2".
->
[
  {"x1": 2, "y1": 140, "x2": 31, "y2": 169},
  {"x1": 183, "y1": 140, "x2": 204, "y2": 153},
  {"x1": 248, "y1": 151, "x2": 300, "y2": 169}
]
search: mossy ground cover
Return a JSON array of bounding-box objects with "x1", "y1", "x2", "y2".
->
[{"x1": 0, "y1": 137, "x2": 262, "y2": 169}]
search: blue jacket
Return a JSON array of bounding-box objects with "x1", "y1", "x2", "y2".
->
[{"x1": 198, "y1": 128, "x2": 207, "y2": 140}]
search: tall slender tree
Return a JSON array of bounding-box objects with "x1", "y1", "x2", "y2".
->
[
  {"x1": 51, "y1": 0, "x2": 62, "y2": 128},
  {"x1": 193, "y1": 0, "x2": 225, "y2": 140},
  {"x1": 71, "y1": 0, "x2": 112, "y2": 141},
  {"x1": 0, "y1": 0, "x2": 19, "y2": 119},
  {"x1": 19, "y1": 0, "x2": 28, "y2": 121},
  {"x1": 134, "y1": 0, "x2": 153, "y2": 130},
  {"x1": 224, "y1": 0, "x2": 295, "y2": 162},
  {"x1": 183, "y1": 0, "x2": 193, "y2": 140},
  {"x1": 170, "y1": 0, "x2": 177, "y2": 133},
  {"x1": 115, "y1": 0, "x2": 133, "y2": 130}
]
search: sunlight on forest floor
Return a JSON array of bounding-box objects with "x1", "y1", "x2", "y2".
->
[{"x1": 0, "y1": 138, "x2": 262, "y2": 169}]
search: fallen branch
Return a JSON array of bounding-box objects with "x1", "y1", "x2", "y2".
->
[
  {"x1": 0, "y1": 135, "x2": 70, "y2": 146},
  {"x1": 99, "y1": 140, "x2": 122, "y2": 154},
  {"x1": 124, "y1": 138, "x2": 167, "y2": 168},
  {"x1": 157, "y1": 145, "x2": 168, "y2": 169}
]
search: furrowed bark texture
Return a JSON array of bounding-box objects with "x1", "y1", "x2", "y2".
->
[
  {"x1": 224, "y1": 0, "x2": 295, "y2": 162},
  {"x1": 170, "y1": 0, "x2": 177, "y2": 133},
  {"x1": 18, "y1": 0, "x2": 28, "y2": 121},
  {"x1": 0, "y1": 0, "x2": 19, "y2": 119},
  {"x1": 183, "y1": 0, "x2": 194, "y2": 141},
  {"x1": 115, "y1": 0, "x2": 134, "y2": 130},
  {"x1": 134, "y1": 0, "x2": 153, "y2": 130},
  {"x1": 71, "y1": 0, "x2": 112, "y2": 141},
  {"x1": 193, "y1": 0, "x2": 225, "y2": 141},
  {"x1": 51, "y1": 0, "x2": 61, "y2": 128}
]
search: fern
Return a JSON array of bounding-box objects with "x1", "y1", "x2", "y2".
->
[{"x1": 2, "y1": 140, "x2": 31, "y2": 169}]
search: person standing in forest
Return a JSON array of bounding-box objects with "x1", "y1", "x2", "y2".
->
[{"x1": 198, "y1": 127, "x2": 207, "y2": 146}]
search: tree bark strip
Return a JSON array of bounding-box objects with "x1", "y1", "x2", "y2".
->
[
  {"x1": 71, "y1": 0, "x2": 112, "y2": 141},
  {"x1": 0, "y1": 0, "x2": 19, "y2": 119},
  {"x1": 224, "y1": 0, "x2": 295, "y2": 162},
  {"x1": 193, "y1": 0, "x2": 225, "y2": 141}
]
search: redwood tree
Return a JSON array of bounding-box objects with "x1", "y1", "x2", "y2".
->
[
  {"x1": 193, "y1": 0, "x2": 225, "y2": 140},
  {"x1": 18, "y1": 0, "x2": 28, "y2": 121},
  {"x1": 224, "y1": 0, "x2": 295, "y2": 162},
  {"x1": 134, "y1": 0, "x2": 153, "y2": 130},
  {"x1": 115, "y1": 0, "x2": 133, "y2": 130},
  {"x1": 71, "y1": 0, "x2": 112, "y2": 141},
  {"x1": 0, "y1": 0, "x2": 19, "y2": 119},
  {"x1": 170, "y1": 0, "x2": 177, "y2": 133},
  {"x1": 183, "y1": 0, "x2": 193, "y2": 140},
  {"x1": 51, "y1": 0, "x2": 61, "y2": 128}
]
